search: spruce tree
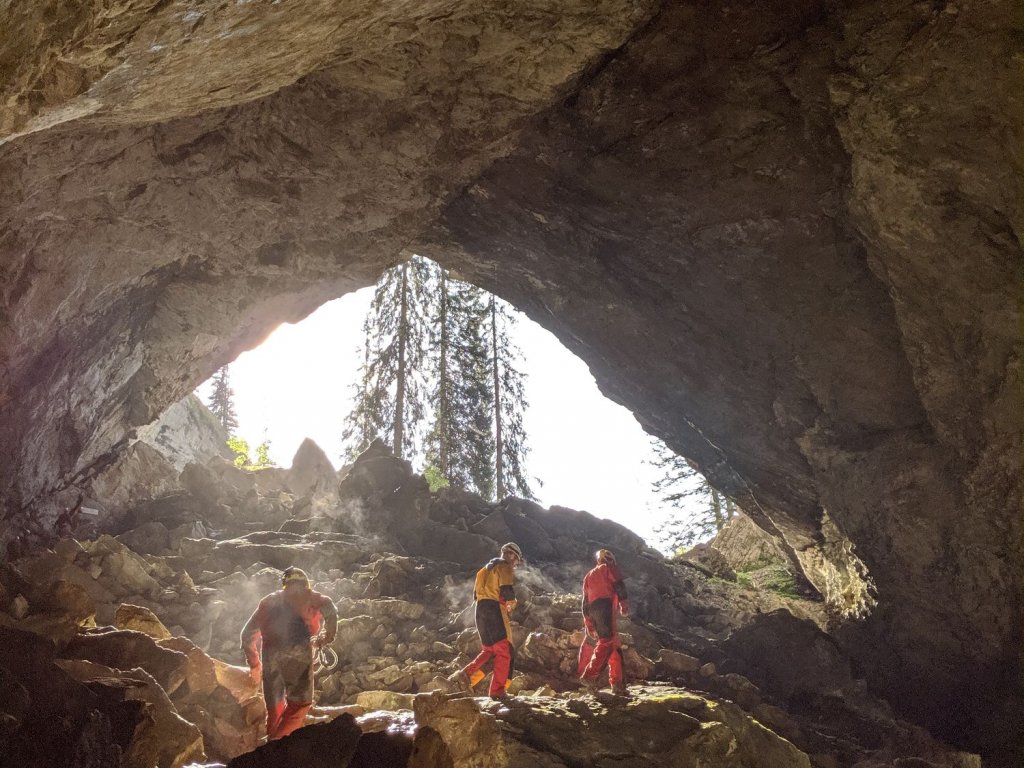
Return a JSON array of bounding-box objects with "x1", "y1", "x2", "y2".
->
[
  {"x1": 425, "y1": 272, "x2": 495, "y2": 498},
  {"x1": 208, "y1": 366, "x2": 239, "y2": 434},
  {"x1": 341, "y1": 314, "x2": 386, "y2": 461},
  {"x1": 488, "y1": 295, "x2": 534, "y2": 500},
  {"x1": 649, "y1": 441, "x2": 735, "y2": 551},
  {"x1": 341, "y1": 256, "x2": 434, "y2": 461}
]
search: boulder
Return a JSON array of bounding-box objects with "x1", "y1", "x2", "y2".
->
[
  {"x1": 711, "y1": 514, "x2": 790, "y2": 572},
  {"x1": 0, "y1": 626, "x2": 132, "y2": 768},
  {"x1": 86, "y1": 442, "x2": 183, "y2": 528},
  {"x1": 656, "y1": 649, "x2": 701, "y2": 675},
  {"x1": 39, "y1": 579, "x2": 96, "y2": 623},
  {"x1": 356, "y1": 690, "x2": 417, "y2": 711},
  {"x1": 82, "y1": 536, "x2": 164, "y2": 598},
  {"x1": 62, "y1": 628, "x2": 190, "y2": 695},
  {"x1": 59, "y1": 659, "x2": 206, "y2": 768},
  {"x1": 333, "y1": 442, "x2": 431, "y2": 534},
  {"x1": 227, "y1": 712, "x2": 362, "y2": 768},
  {"x1": 117, "y1": 521, "x2": 172, "y2": 555},
  {"x1": 115, "y1": 603, "x2": 173, "y2": 640},
  {"x1": 287, "y1": 438, "x2": 337, "y2": 496},
  {"x1": 398, "y1": 523, "x2": 496, "y2": 569},
  {"x1": 718, "y1": 611, "x2": 854, "y2": 709},
  {"x1": 682, "y1": 543, "x2": 737, "y2": 581},
  {"x1": 346, "y1": 598, "x2": 425, "y2": 621},
  {"x1": 369, "y1": 725, "x2": 453, "y2": 768},
  {"x1": 10, "y1": 593, "x2": 29, "y2": 620},
  {"x1": 160, "y1": 636, "x2": 219, "y2": 697},
  {"x1": 208, "y1": 533, "x2": 365, "y2": 574},
  {"x1": 362, "y1": 556, "x2": 423, "y2": 599},
  {"x1": 413, "y1": 692, "x2": 507, "y2": 768},
  {"x1": 11, "y1": 550, "x2": 117, "y2": 609},
  {"x1": 53, "y1": 538, "x2": 85, "y2": 563},
  {"x1": 519, "y1": 629, "x2": 580, "y2": 678}
]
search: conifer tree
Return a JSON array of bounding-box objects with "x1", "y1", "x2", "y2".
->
[
  {"x1": 208, "y1": 366, "x2": 239, "y2": 434},
  {"x1": 425, "y1": 272, "x2": 495, "y2": 498},
  {"x1": 341, "y1": 314, "x2": 386, "y2": 461},
  {"x1": 341, "y1": 256, "x2": 434, "y2": 461},
  {"x1": 488, "y1": 295, "x2": 534, "y2": 500},
  {"x1": 649, "y1": 441, "x2": 735, "y2": 552}
]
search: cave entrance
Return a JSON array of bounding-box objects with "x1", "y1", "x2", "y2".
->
[{"x1": 189, "y1": 254, "x2": 721, "y2": 555}]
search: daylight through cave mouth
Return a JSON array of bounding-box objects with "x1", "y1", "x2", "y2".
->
[{"x1": 187, "y1": 254, "x2": 740, "y2": 560}]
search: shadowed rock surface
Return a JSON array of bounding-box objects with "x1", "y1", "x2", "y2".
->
[
  {"x1": 0, "y1": 443, "x2": 981, "y2": 767},
  {"x1": 0, "y1": 0, "x2": 1020, "y2": 763}
]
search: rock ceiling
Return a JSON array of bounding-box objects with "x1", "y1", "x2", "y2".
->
[{"x1": 0, "y1": 0, "x2": 1020, "y2": 761}]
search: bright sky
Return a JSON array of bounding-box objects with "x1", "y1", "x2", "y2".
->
[{"x1": 195, "y1": 287, "x2": 700, "y2": 550}]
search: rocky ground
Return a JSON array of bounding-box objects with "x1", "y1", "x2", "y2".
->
[{"x1": 0, "y1": 426, "x2": 982, "y2": 767}]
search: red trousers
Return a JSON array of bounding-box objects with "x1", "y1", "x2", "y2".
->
[
  {"x1": 580, "y1": 635, "x2": 623, "y2": 686},
  {"x1": 463, "y1": 638, "x2": 513, "y2": 697},
  {"x1": 266, "y1": 699, "x2": 311, "y2": 740},
  {"x1": 261, "y1": 645, "x2": 314, "y2": 740}
]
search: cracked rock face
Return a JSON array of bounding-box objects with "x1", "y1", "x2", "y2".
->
[{"x1": 0, "y1": 0, "x2": 1020, "y2": 762}]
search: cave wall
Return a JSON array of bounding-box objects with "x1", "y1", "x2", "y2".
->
[
  {"x1": 0, "y1": 0, "x2": 647, "y2": 516},
  {"x1": 420, "y1": 0, "x2": 1023, "y2": 754},
  {"x1": 0, "y1": 0, "x2": 1021, "y2": 761}
]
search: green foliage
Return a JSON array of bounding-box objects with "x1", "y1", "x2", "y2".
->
[
  {"x1": 227, "y1": 436, "x2": 250, "y2": 468},
  {"x1": 254, "y1": 440, "x2": 273, "y2": 468},
  {"x1": 736, "y1": 565, "x2": 800, "y2": 598},
  {"x1": 227, "y1": 436, "x2": 277, "y2": 471},
  {"x1": 423, "y1": 465, "x2": 451, "y2": 492}
]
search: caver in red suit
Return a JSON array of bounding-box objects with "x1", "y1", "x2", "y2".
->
[
  {"x1": 579, "y1": 549, "x2": 630, "y2": 694},
  {"x1": 240, "y1": 567, "x2": 338, "y2": 740}
]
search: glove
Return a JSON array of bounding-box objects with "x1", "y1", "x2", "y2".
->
[
  {"x1": 619, "y1": 601, "x2": 630, "y2": 617},
  {"x1": 505, "y1": 599, "x2": 518, "y2": 614}
]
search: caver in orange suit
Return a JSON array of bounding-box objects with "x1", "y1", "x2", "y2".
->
[{"x1": 241, "y1": 567, "x2": 338, "y2": 739}]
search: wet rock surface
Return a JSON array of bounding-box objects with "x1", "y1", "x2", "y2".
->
[{"x1": 0, "y1": 442, "x2": 984, "y2": 767}]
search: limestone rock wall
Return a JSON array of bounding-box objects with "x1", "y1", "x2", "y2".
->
[
  {"x1": 135, "y1": 394, "x2": 233, "y2": 471},
  {"x1": 417, "y1": 0, "x2": 1023, "y2": 757},
  {"x1": 0, "y1": 0, "x2": 648, "y2": 520}
]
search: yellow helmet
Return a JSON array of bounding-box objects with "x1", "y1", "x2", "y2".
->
[
  {"x1": 596, "y1": 549, "x2": 615, "y2": 565},
  {"x1": 282, "y1": 566, "x2": 310, "y2": 587}
]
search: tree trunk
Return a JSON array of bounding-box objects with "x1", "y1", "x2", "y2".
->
[
  {"x1": 360, "y1": 337, "x2": 371, "y2": 443},
  {"x1": 711, "y1": 488, "x2": 724, "y2": 532},
  {"x1": 491, "y1": 297, "x2": 504, "y2": 501},
  {"x1": 393, "y1": 263, "x2": 408, "y2": 458},
  {"x1": 438, "y1": 274, "x2": 450, "y2": 476}
]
